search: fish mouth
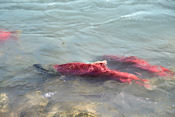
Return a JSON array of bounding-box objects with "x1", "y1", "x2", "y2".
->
[{"x1": 33, "y1": 64, "x2": 58, "y2": 75}]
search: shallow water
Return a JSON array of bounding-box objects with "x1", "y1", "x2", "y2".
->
[{"x1": 0, "y1": 0, "x2": 175, "y2": 117}]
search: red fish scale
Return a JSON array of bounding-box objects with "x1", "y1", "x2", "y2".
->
[
  {"x1": 0, "y1": 31, "x2": 11, "y2": 40},
  {"x1": 53, "y1": 62, "x2": 109, "y2": 76},
  {"x1": 103, "y1": 55, "x2": 173, "y2": 76},
  {"x1": 53, "y1": 62, "x2": 147, "y2": 85},
  {"x1": 52, "y1": 55, "x2": 174, "y2": 88}
]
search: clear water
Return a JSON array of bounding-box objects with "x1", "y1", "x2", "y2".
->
[{"x1": 0, "y1": 0, "x2": 175, "y2": 117}]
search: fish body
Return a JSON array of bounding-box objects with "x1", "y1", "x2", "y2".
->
[
  {"x1": 0, "y1": 31, "x2": 11, "y2": 40},
  {"x1": 0, "y1": 30, "x2": 20, "y2": 41},
  {"x1": 53, "y1": 61, "x2": 147, "y2": 85},
  {"x1": 102, "y1": 55, "x2": 173, "y2": 77},
  {"x1": 34, "y1": 56, "x2": 173, "y2": 89}
]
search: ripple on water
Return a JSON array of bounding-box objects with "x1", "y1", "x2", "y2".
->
[{"x1": 0, "y1": 0, "x2": 175, "y2": 117}]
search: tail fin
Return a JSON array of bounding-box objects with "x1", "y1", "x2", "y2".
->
[
  {"x1": 135, "y1": 79, "x2": 152, "y2": 90},
  {"x1": 11, "y1": 30, "x2": 21, "y2": 40}
]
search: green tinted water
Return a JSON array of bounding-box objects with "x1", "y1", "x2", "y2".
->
[{"x1": 0, "y1": 0, "x2": 175, "y2": 117}]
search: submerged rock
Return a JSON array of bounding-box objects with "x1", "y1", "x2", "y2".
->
[
  {"x1": 46, "y1": 102, "x2": 98, "y2": 117},
  {"x1": 18, "y1": 91, "x2": 49, "y2": 117},
  {"x1": 16, "y1": 90, "x2": 98, "y2": 117},
  {"x1": 75, "y1": 112, "x2": 96, "y2": 117},
  {"x1": 25, "y1": 91, "x2": 48, "y2": 108},
  {"x1": 0, "y1": 93, "x2": 9, "y2": 113}
]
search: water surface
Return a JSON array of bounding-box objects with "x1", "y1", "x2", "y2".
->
[{"x1": 0, "y1": 0, "x2": 175, "y2": 117}]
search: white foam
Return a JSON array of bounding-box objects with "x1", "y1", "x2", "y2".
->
[{"x1": 43, "y1": 92, "x2": 56, "y2": 98}]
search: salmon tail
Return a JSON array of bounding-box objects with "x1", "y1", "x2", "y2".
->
[
  {"x1": 11, "y1": 30, "x2": 22, "y2": 40},
  {"x1": 160, "y1": 66, "x2": 174, "y2": 76},
  {"x1": 11, "y1": 30, "x2": 22, "y2": 34},
  {"x1": 135, "y1": 79, "x2": 152, "y2": 90}
]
